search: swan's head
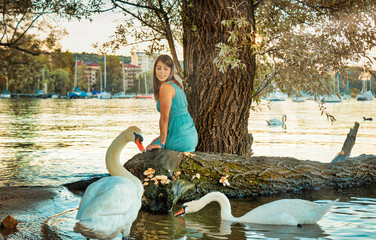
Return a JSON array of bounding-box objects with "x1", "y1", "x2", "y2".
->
[
  {"x1": 126, "y1": 126, "x2": 145, "y2": 152},
  {"x1": 174, "y1": 201, "x2": 199, "y2": 217},
  {"x1": 134, "y1": 132, "x2": 145, "y2": 153}
]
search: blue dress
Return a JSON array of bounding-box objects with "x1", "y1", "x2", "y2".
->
[{"x1": 154, "y1": 82, "x2": 198, "y2": 152}]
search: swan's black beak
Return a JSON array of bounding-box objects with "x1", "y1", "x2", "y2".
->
[
  {"x1": 134, "y1": 133, "x2": 145, "y2": 153},
  {"x1": 174, "y1": 207, "x2": 185, "y2": 217}
]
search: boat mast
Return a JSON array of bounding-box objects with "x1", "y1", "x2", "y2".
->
[
  {"x1": 144, "y1": 73, "x2": 147, "y2": 94},
  {"x1": 370, "y1": 74, "x2": 372, "y2": 93},
  {"x1": 145, "y1": 55, "x2": 148, "y2": 94},
  {"x1": 74, "y1": 57, "x2": 78, "y2": 91},
  {"x1": 99, "y1": 65, "x2": 103, "y2": 92},
  {"x1": 347, "y1": 70, "x2": 350, "y2": 95},
  {"x1": 104, "y1": 55, "x2": 107, "y2": 92},
  {"x1": 122, "y1": 59, "x2": 126, "y2": 93}
]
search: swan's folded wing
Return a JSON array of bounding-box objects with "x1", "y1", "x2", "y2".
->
[
  {"x1": 76, "y1": 177, "x2": 114, "y2": 219},
  {"x1": 242, "y1": 199, "x2": 334, "y2": 225},
  {"x1": 77, "y1": 177, "x2": 141, "y2": 221}
]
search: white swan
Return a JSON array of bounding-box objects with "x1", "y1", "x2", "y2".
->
[
  {"x1": 175, "y1": 192, "x2": 335, "y2": 226},
  {"x1": 266, "y1": 114, "x2": 287, "y2": 126},
  {"x1": 74, "y1": 126, "x2": 145, "y2": 240}
]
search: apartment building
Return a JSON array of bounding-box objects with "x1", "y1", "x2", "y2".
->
[
  {"x1": 131, "y1": 52, "x2": 159, "y2": 72},
  {"x1": 123, "y1": 63, "x2": 141, "y2": 90}
]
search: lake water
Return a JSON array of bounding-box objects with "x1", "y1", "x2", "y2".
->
[{"x1": 0, "y1": 98, "x2": 375, "y2": 239}]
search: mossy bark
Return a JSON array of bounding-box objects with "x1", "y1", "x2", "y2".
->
[{"x1": 123, "y1": 150, "x2": 376, "y2": 213}]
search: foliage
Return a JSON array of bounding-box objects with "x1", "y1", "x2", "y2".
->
[
  {"x1": 213, "y1": 3, "x2": 252, "y2": 73},
  {"x1": 0, "y1": 0, "x2": 99, "y2": 55},
  {"x1": 0, "y1": 47, "x2": 43, "y2": 92},
  {"x1": 0, "y1": 0, "x2": 103, "y2": 93},
  {"x1": 134, "y1": 71, "x2": 153, "y2": 94},
  {"x1": 0, "y1": 47, "x2": 75, "y2": 93},
  {"x1": 99, "y1": 0, "x2": 376, "y2": 98},
  {"x1": 317, "y1": 99, "x2": 336, "y2": 123},
  {"x1": 51, "y1": 68, "x2": 71, "y2": 93},
  {"x1": 86, "y1": 0, "x2": 376, "y2": 155},
  {"x1": 212, "y1": 1, "x2": 376, "y2": 99},
  {"x1": 2, "y1": 0, "x2": 376, "y2": 155},
  {"x1": 94, "y1": 0, "x2": 183, "y2": 77},
  {"x1": 72, "y1": 53, "x2": 131, "y2": 65},
  {"x1": 106, "y1": 55, "x2": 122, "y2": 92}
]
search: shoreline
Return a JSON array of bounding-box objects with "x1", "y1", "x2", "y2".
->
[
  {"x1": 0, "y1": 186, "x2": 80, "y2": 239},
  {"x1": 1, "y1": 154, "x2": 376, "y2": 239}
]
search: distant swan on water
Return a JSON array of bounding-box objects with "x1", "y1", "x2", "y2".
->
[
  {"x1": 266, "y1": 114, "x2": 287, "y2": 126},
  {"x1": 74, "y1": 126, "x2": 145, "y2": 240},
  {"x1": 175, "y1": 192, "x2": 336, "y2": 226},
  {"x1": 363, "y1": 117, "x2": 373, "y2": 121}
]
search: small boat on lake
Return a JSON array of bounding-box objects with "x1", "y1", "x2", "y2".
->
[
  {"x1": 266, "y1": 89, "x2": 287, "y2": 101},
  {"x1": 112, "y1": 92, "x2": 135, "y2": 99},
  {"x1": 291, "y1": 94, "x2": 306, "y2": 102},
  {"x1": 356, "y1": 71, "x2": 374, "y2": 101},
  {"x1": 356, "y1": 90, "x2": 374, "y2": 101},
  {"x1": 67, "y1": 91, "x2": 88, "y2": 99},
  {"x1": 135, "y1": 94, "x2": 153, "y2": 99},
  {"x1": 0, "y1": 90, "x2": 11, "y2": 98},
  {"x1": 97, "y1": 91, "x2": 111, "y2": 99},
  {"x1": 321, "y1": 94, "x2": 342, "y2": 103}
]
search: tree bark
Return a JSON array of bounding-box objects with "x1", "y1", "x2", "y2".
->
[
  {"x1": 182, "y1": 0, "x2": 256, "y2": 156},
  {"x1": 122, "y1": 151, "x2": 376, "y2": 213},
  {"x1": 332, "y1": 122, "x2": 360, "y2": 162},
  {"x1": 66, "y1": 151, "x2": 376, "y2": 214}
]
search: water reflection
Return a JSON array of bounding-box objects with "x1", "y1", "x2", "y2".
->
[
  {"x1": 0, "y1": 100, "x2": 43, "y2": 186},
  {"x1": 126, "y1": 193, "x2": 376, "y2": 240},
  {"x1": 250, "y1": 100, "x2": 376, "y2": 162},
  {"x1": 2, "y1": 99, "x2": 375, "y2": 187},
  {"x1": 1, "y1": 98, "x2": 376, "y2": 239},
  {"x1": 0, "y1": 98, "x2": 160, "y2": 187},
  {"x1": 3, "y1": 99, "x2": 40, "y2": 139},
  {"x1": 28, "y1": 191, "x2": 376, "y2": 240},
  {"x1": 235, "y1": 222, "x2": 326, "y2": 239},
  {"x1": 172, "y1": 201, "x2": 328, "y2": 240}
]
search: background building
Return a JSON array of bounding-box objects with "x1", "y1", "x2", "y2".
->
[
  {"x1": 77, "y1": 61, "x2": 99, "y2": 91},
  {"x1": 123, "y1": 63, "x2": 141, "y2": 90},
  {"x1": 131, "y1": 52, "x2": 159, "y2": 72}
]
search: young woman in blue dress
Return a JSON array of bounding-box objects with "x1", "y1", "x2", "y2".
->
[{"x1": 145, "y1": 55, "x2": 198, "y2": 152}]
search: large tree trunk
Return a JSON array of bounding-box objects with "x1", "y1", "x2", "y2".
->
[{"x1": 182, "y1": 0, "x2": 256, "y2": 155}]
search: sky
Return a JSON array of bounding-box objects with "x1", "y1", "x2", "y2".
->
[
  {"x1": 58, "y1": 11, "x2": 374, "y2": 67},
  {"x1": 59, "y1": 11, "x2": 134, "y2": 56},
  {"x1": 58, "y1": 11, "x2": 183, "y2": 59}
]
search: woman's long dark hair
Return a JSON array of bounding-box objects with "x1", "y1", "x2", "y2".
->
[{"x1": 152, "y1": 55, "x2": 182, "y2": 101}]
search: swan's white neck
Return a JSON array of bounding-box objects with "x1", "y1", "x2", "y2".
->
[
  {"x1": 282, "y1": 115, "x2": 286, "y2": 124},
  {"x1": 195, "y1": 192, "x2": 238, "y2": 221},
  {"x1": 105, "y1": 130, "x2": 143, "y2": 194}
]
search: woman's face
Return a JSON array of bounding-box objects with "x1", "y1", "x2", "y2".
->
[{"x1": 155, "y1": 61, "x2": 172, "y2": 82}]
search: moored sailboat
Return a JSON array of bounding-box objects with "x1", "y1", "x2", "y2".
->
[
  {"x1": 356, "y1": 70, "x2": 374, "y2": 101},
  {"x1": 97, "y1": 55, "x2": 111, "y2": 99}
]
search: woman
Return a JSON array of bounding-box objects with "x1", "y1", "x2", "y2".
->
[{"x1": 146, "y1": 55, "x2": 198, "y2": 152}]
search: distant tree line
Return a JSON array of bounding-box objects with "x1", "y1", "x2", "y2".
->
[
  {"x1": 0, "y1": 50, "x2": 140, "y2": 95},
  {"x1": 72, "y1": 53, "x2": 131, "y2": 66}
]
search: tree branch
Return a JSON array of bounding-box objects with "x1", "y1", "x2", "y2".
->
[
  {"x1": 111, "y1": 0, "x2": 164, "y2": 35},
  {"x1": 111, "y1": 0, "x2": 164, "y2": 13},
  {"x1": 254, "y1": 0, "x2": 266, "y2": 10},
  {"x1": 0, "y1": 43, "x2": 41, "y2": 55}
]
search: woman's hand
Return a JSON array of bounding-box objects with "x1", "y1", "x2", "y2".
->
[
  {"x1": 146, "y1": 137, "x2": 161, "y2": 151},
  {"x1": 146, "y1": 144, "x2": 162, "y2": 151}
]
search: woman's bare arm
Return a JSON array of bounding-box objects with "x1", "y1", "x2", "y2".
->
[{"x1": 158, "y1": 83, "x2": 175, "y2": 145}]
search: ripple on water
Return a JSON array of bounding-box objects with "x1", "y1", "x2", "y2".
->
[{"x1": 1, "y1": 99, "x2": 376, "y2": 239}]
